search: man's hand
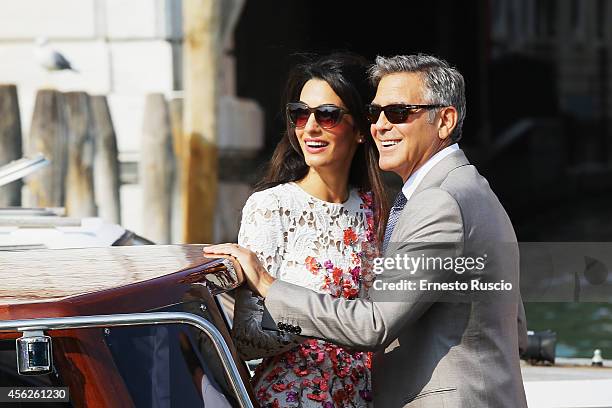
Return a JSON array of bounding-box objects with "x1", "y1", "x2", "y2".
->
[{"x1": 203, "y1": 243, "x2": 276, "y2": 297}]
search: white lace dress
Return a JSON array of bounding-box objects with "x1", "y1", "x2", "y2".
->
[{"x1": 232, "y1": 182, "x2": 378, "y2": 408}]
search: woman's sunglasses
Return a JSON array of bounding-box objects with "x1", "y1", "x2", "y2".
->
[
  {"x1": 365, "y1": 103, "x2": 444, "y2": 124},
  {"x1": 286, "y1": 102, "x2": 350, "y2": 129}
]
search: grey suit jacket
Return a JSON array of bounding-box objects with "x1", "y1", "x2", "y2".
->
[{"x1": 264, "y1": 149, "x2": 528, "y2": 407}]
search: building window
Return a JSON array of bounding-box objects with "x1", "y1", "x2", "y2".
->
[
  {"x1": 535, "y1": 0, "x2": 557, "y2": 38},
  {"x1": 569, "y1": 0, "x2": 586, "y2": 40},
  {"x1": 596, "y1": 0, "x2": 606, "y2": 39}
]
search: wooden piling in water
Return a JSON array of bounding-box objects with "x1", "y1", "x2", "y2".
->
[
  {"x1": 0, "y1": 84, "x2": 23, "y2": 206},
  {"x1": 91, "y1": 95, "x2": 121, "y2": 224},
  {"x1": 169, "y1": 97, "x2": 184, "y2": 242},
  {"x1": 64, "y1": 91, "x2": 96, "y2": 217},
  {"x1": 141, "y1": 93, "x2": 174, "y2": 244},
  {"x1": 27, "y1": 89, "x2": 67, "y2": 207},
  {"x1": 182, "y1": 0, "x2": 220, "y2": 243},
  {"x1": 169, "y1": 97, "x2": 184, "y2": 162}
]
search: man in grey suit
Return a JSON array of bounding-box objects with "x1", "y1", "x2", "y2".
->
[{"x1": 206, "y1": 54, "x2": 528, "y2": 407}]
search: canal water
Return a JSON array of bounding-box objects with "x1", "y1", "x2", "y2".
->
[
  {"x1": 517, "y1": 193, "x2": 612, "y2": 359},
  {"x1": 525, "y1": 302, "x2": 612, "y2": 358}
]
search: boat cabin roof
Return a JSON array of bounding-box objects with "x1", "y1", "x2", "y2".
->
[{"x1": 0, "y1": 245, "x2": 218, "y2": 305}]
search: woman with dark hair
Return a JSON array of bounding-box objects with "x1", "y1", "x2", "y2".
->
[{"x1": 209, "y1": 53, "x2": 387, "y2": 407}]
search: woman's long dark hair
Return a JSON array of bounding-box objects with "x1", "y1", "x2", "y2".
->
[{"x1": 255, "y1": 53, "x2": 389, "y2": 247}]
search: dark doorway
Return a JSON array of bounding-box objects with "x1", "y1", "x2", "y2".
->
[{"x1": 233, "y1": 0, "x2": 484, "y2": 157}]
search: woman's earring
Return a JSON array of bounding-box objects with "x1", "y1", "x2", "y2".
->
[{"x1": 358, "y1": 138, "x2": 364, "y2": 143}]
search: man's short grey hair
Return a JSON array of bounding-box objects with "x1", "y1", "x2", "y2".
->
[{"x1": 368, "y1": 54, "x2": 466, "y2": 142}]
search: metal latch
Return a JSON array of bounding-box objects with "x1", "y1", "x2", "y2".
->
[{"x1": 16, "y1": 330, "x2": 53, "y2": 375}]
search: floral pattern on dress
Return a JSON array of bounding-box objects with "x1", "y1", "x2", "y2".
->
[
  {"x1": 252, "y1": 189, "x2": 378, "y2": 408},
  {"x1": 255, "y1": 339, "x2": 374, "y2": 408}
]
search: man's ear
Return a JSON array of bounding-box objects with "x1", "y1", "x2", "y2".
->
[{"x1": 438, "y1": 106, "x2": 458, "y2": 141}]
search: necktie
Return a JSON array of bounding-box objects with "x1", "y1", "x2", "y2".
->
[{"x1": 383, "y1": 192, "x2": 408, "y2": 253}]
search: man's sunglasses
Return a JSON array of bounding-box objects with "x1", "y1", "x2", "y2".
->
[
  {"x1": 365, "y1": 103, "x2": 445, "y2": 124},
  {"x1": 286, "y1": 102, "x2": 350, "y2": 129}
]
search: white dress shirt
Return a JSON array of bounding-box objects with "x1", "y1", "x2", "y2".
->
[{"x1": 401, "y1": 143, "x2": 460, "y2": 201}]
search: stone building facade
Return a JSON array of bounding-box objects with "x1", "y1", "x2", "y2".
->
[{"x1": 0, "y1": 0, "x2": 261, "y2": 242}]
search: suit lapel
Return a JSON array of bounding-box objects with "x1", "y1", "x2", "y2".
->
[
  {"x1": 387, "y1": 149, "x2": 470, "y2": 245},
  {"x1": 410, "y1": 149, "x2": 471, "y2": 201}
]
